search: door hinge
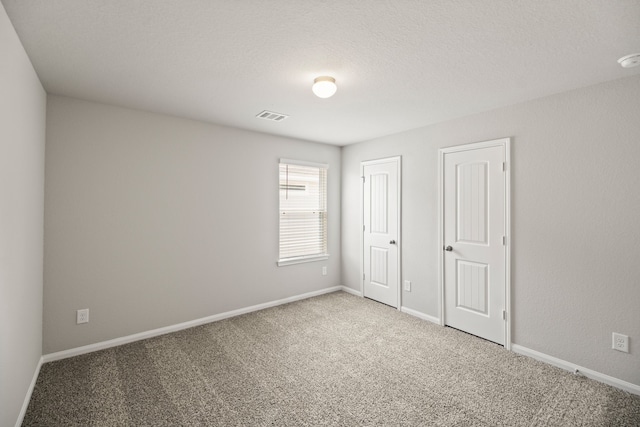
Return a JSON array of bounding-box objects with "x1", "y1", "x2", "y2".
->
[
  {"x1": 363, "y1": 273, "x2": 365, "y2": 280},
  {"x1": 502, "y1": 235, "x2": 506, "y2": 245},
  {"x1": 502, "y1": 161, "x2": 507, "y2": 172},
  {"x1": 361, "y1": 176, "x2": 365, "y2": 183},
  {"x1": 363, "y1": 225, "x2": 366, "y2": 231},
  {"x1": 502, "y1": 310, "x2": 506, "y2": 320}
]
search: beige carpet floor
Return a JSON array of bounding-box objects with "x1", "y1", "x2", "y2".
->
[{"x1": 23, "y1": 291, "x2": 640, "y2": 426}]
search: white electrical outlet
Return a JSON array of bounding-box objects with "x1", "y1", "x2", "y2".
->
[
  {"x1": 404, "y1": 280, "x2": 411, "y2": 292},
  {"x1": 322, "y1": 266, "x2": 327, "y2": 276},
  {"x1": 77, "y1": 309, "x2": 89, "y2": 324},
  {"x1": 612, "y1": 332, "x2": 629, "y2": 353}
]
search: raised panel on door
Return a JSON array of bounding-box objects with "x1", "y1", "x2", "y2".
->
[
  {"x1": 457, "y1": 162, "x2": 488, "y2": 245},
  {"x1": 370, "y1": 173, "x2": 388, "y2": 235},
  {"x1": 370, "y1": 246, "x2": 388, "y2": 287},
  {"x1": 456, "y1": 260, "x2": 488, "y2": 315}
]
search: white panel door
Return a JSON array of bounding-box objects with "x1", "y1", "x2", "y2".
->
[
  {"x1": 363, "y1": 158, "x2": 400, "y2": 308},
  {"x1": 443, "y1": 143, "x2": 507, "y2": 345}
]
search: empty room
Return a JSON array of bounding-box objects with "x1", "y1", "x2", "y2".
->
[{"x1": 2, "y1": 1, "x2": 640, "y2": 425}]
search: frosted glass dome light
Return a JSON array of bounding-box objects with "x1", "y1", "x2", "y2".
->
[
  {"x1": 618, "y1": 53, "x2": 640, "y2": 68},
  {"x1": 312, "y1": 76, "x2": 337, "y2": 98}
]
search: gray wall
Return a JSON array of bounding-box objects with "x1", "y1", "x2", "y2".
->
[
  {"x1": 44, "y1": 96, "x2": 341, "y2": 354},
  {"x1": 342, "y1": 75, "x2": 640, "y2": 386},
  {"x1": 0, "y1": 3, "x2": 46, "y2": 425}
]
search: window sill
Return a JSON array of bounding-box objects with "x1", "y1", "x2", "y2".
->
[{"x1": 277, "y1": 254, "x2": 329, "y2": 267}]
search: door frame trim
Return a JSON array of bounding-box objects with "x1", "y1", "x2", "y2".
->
[
  {"x1": 360, "y1": 156, "x2": 402, "y2": 310},
  {"x1": 438, "y1": 138, "x2": 511, "y2": 349}
]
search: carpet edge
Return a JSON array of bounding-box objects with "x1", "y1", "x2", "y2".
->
[
  {"x1": 512, "y1": 344, "x2": 640, "y2": 396},
  {"x1": 400, "y1": 306, "x2": 441, "y2": 325},
  {"x1": 42, "y1": 286, "x2": 346, "y2": 364}
]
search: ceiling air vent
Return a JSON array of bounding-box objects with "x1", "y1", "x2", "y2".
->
[{"x1": 256, "y1": 110, "x2": 289, "y2": 122}]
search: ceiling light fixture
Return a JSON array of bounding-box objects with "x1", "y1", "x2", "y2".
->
[
  {"x1": 312, "y1": 76, "x2": 337, "y2": 98},
  {"x1": 617, "y1": 53, "x2": 640, "y2": 68}
]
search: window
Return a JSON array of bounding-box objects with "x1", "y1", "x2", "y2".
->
[{"x1": 278, "y1": 159, "x2": 328, "y2": 266}]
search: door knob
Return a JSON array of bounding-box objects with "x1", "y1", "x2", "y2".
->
[
  {"x1": 390, "y1": 240, "x2": 396, "y2": 245},
  {"x1": 444, "y1": 245, "x2": 453, "y2": 251}
]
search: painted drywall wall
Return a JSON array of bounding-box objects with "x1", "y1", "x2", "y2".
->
[
  {"x1": 0, "y1": 3, "x2": 46, "y2": 426},
  {"x1": 44, "y1": 96, "x2": 341, "y2": 354},
  {"x1": 342, "y1": 75, "x2": 640, "y2": 386}
]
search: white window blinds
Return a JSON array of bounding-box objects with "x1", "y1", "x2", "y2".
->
[{"x1": 278, "y1": 159, "x2": 328, "y2": 265}]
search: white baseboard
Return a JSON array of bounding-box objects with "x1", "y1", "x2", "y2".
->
[
  {"x1": 400, "y1": 306, "x2": 441, "y2": 325},
  {"x1": 339, "y1": 285, "x2": 362, "y2": 297},
  {"x1": 512, "y1": 344, "x2": 640, "y2": 396},
  {"x1": 16, "y1": 356, "x2": 43, "y2": 427},
  {"x1": 43, "y1": 286, "x2": 343, "y2": 363}
]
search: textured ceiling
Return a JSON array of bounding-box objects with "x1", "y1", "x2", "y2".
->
[{"x1": 3, "y1": 0, "x2": 640, "y2": 145}]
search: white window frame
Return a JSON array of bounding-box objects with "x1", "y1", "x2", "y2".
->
[{"x1": 277, "y1": 158, "x2": 329, "y2": 266}]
